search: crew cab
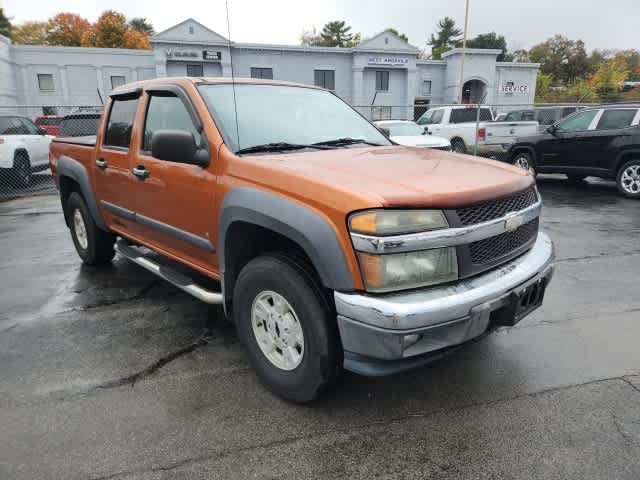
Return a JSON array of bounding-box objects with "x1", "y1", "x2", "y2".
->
[
  {"x1": 417, "y1": 105, "x2": 539, "y2": 156},
  {"x1": 508, "y1": 104, "x2": 640, "y2": 198},
  {"x1": 49, "y1": 78, "x2": 555, "y2": 402},
  {"x1": 0, "y1": 115, "x2": 52, "y2": 187}
]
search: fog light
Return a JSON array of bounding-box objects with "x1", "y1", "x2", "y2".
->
[{"x1": 402, "y1": 333, "x2": 423, "y2": 349}]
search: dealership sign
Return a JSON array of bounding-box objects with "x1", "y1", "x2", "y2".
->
[
  {"x1": 367, "y1": 56, "x2": 409, "y2": 66},
  {"x1": 165, "y1": 49, "x2": 222, "y2": 61},
  {"x1": 501, "y1": 81, "x2": 529, "y2": 95}
]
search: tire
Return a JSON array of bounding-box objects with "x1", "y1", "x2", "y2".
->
[
  {"x1": 12, "y1": 152, "x2": 31, "y2": 188},
  {"x1": 566, "y1": 174, "x2": 586, "y2": 183},
  {"x1": 512, "y1": 151, "x2": 536, "y2": 176},
  {"x1": 66, "y1": 192, "x2": 116, "y2": 265},
  {"x1": 616, "y1": 159, "x2": 640, "y2": 199},
  {"x1": 451, "y1": 138, "x2": 467, "y2": 153},
  {"x1": 233, "y1": 254, "x2": 342, "y2": 403}
]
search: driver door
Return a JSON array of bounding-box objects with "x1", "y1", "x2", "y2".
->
[{"x1": 537, "y1": 109, "x2": 601, "y2": 170}]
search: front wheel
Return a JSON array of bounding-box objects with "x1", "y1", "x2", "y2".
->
[
  {"x1": 617, "y1": 159, "x2": 640, "y2": 199},
  {"x1": 512, "y1": 151, "x2": 536, "y2": 176},
  {"x1": 67, "y1": 192, "x2": 116, "y2": 265},
  {"x1": 233, "y1": 254, "x2": 342, "y2": 403},
  {"x1": 451, "y1": 138, "x2": 467, "y2": 153}
]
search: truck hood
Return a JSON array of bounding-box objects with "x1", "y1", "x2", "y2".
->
[
  {"x1": 390, "y1": 135, "x2": 451, "y2": 148},
  {"x1": 247, "y1": 145, "x2": 535, "y2": 209}
]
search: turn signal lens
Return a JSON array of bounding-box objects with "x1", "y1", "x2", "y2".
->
[{"x1": 349, "y1": 210, "x2": 448, "y2": 236}]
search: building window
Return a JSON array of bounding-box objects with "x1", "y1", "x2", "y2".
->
[
  {"x1": 110, "y1": 75, "x2": 126, "y2": 89},
  {"x1": 188, "y1": 25, "x2": 194, "y2": 34},
  {"x1": 37, "y1": 73, "x2": 54, "y2": 92},
  {"x1": 375, "y1": 71, "x2": 389, "y2": 92},
  {"x1": 186, "y1": 64, "x2": 204, "y2": 77},
  {"x1": 422, "y1": 80, "x2": 432, "y2": 96},
  {"x1": 251, "y1": 67, "x2": 273, "y2": 79},
  {"x1": 314, "y1": 70, "x2": 335, "y2": 90}
]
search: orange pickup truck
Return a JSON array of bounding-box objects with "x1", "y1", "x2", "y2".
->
[{"x1": 49, "y1": 77, "x2": 554, "y2": 402}]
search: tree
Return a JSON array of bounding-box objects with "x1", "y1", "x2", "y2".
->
[
  {"x1": 46, "y1": 13, "x2": 90, "y2": 46},
  {"x1": 318, "y1": 20, "x2": 354, "y2": 47},
  {"x1": 427, "y1": 17, "x2": 461, "y2": 59},
  {"x1": 82, "y1": 10, "x2": 129, "y2": 49},
  {"x1": 129, "y1": 17, "x2": 154, "y2": 36},
  {"x1": 592, "y1": 57, "x2": 628, "y2": 101},
  {"x1": 122, "y1": 28, "x2": 151, "y2": 49},
  {"x1": 534, "y1": 72, "x2": 554, "y2": 101},
  {"x1": 463, "y1": 32, "x2": 511, "y2": 61},
  {"x1": 511, "y1": 49, "x2": 530, "y2": 63},
  {"x1": 386, "y1": 28, "x2": 408, "y2": 43},
  {"x1": 0, "y1": 8, "x2": 12, "y2": 38},
  {"x1": 12, "y1": 21, "x2": 48, "y2": 45},
  {"x1": 528, "y1": 35, "x2": 591, "y2": 85}
]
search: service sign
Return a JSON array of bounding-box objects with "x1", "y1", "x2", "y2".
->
[
  {"x1": 501, "y1": 81, "x2": 529, "y2": 95},
  {"x1": 367, "y1": 56, "x2": 409, "y2": 66},
  {"x1": 203, "y1": 50, "x2": 222, "y2": 61}
]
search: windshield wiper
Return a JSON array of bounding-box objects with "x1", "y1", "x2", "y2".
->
[
  {"x1": 236, "y1": 142, "x2": 332, "y2": 155},
  {"x1": 312, "y1": 138, "x2": 383, "y2": 147}
]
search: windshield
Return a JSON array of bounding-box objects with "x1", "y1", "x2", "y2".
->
[
  {"x1": 383, "y1": 122, "x2": 424, "y2": 136},
  {"x1": 198, "y1": 84, "x2": 391, "y2": 152}
]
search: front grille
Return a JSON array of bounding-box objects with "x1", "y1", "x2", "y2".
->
[
  {"x1": 456, "y1": 187, "x2": 538, "y2": 226},
  {"x1": 469, "y1": 218, "x2": 539, "y2": 265}
]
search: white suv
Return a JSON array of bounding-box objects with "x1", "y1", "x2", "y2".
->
[{"x1": 0, "y1": 115, "x2": 52, "y2": 187}]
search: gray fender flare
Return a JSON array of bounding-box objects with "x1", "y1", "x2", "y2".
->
[
  {"x1": 56, "y1": 156, "x2": 107, "y2": 231},
  {"x1": 219, "y1": 187, "x2": 355, "y2": 294}
]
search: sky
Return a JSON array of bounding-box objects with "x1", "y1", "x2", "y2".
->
[{"x1": 2, "y1": 0, "x2": 638, "y2": 52}]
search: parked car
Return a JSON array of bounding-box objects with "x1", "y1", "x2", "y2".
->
[
  {"x1": 416, "y1": 105, "x2": 539, "y2": 156},
  {"x1": 501, "y1": 106, "x2": 583, "y2": 132},
  {"x1": 57, "y1": 112, "x2": 102, "y2": 138},
  {"x1": 508, "y1": 104, "x2": 640, "y2": 198},
  {"x1": 34, "y1": 115, "x2": 64, "y2": 136},
  {"x1": 49, "y1": 78, "x2": 554, "y2": 402},
  {"x1": 0, "y1": 115, "x2": 52, "y2": 187},
  {"x1": 374, "y1": 120, "x2": 451, "y2": 150}
]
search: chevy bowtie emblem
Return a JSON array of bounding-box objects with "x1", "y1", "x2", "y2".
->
[{"x1": 504, "y1": 212, "x2": 524, "y2": 232}]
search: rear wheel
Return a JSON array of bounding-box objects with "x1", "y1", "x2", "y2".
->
[
  {"x1": 13, "y1": 152, "x2": 31, "y2": 188},
  {"x1": 233, "y1": 254, "x2": 342, "y2": 403},
  {"x1": 67, "y1": 192, "x2": 116, "y2": 265},
  {"x1": 616, "y1": 159, "x2": 640, "y2": 199},
  {"x1": 451, "y1": 138, "x2": 467, "y2": 153},
  {"x1": 512, "y1": 151, "x2": 536, "y2": 176}
]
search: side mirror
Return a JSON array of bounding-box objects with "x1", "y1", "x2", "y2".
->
[
  {"x1": 38, "y1": 127, "x2": 47, "y2": 135},
  {"x1": 378, "y1": 126, "x2": 391, "y2": 137},
  {"x1": 151, "y1": 130, "x2": 209, "y2": 167}
]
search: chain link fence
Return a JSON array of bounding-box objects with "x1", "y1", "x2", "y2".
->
[
  {"x1": 0, "y1": 101, "x2": 616, "y2": 201},
  {"x1": 0, "y1": 105, "x2": 102, "y2": 201}
]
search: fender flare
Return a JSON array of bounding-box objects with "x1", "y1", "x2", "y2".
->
[
  {"x1": 510, "y1": 144, "x2": 536, "y2": 163},
  {"x1": 614, "y1": 149, "x2": 640, "y2": 171},
  {"x1": 219, "y1": 187, "x2": 355, "y2": 293},
  {"x1": 56, "y1": 156, "x2": 107, "y2": 231}
]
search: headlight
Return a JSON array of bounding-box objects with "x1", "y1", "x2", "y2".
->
[
  {"x1": 349, "y1": 209, "x2": 448, "y2": 236},
  {"x1": 357, "y1": 247, "x2": 458, "y2": 293}
]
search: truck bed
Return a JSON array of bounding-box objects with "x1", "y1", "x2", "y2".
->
[{"x1": 49, "y1": 136, "x2": 96, "y2": 180}]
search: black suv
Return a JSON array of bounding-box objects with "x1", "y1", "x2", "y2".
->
[{"x1": 508, "y1": 104, "x2": 640, "y2": 198}]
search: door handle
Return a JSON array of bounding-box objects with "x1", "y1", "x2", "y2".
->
[
  {"x1": 132, "y1": 165, "x2": 150, "y2": 180},
  {"x1": 96, "y1": 158, "x2": 108, "y2": 170}
]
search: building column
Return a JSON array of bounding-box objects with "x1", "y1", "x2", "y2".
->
[
  {"x1": 352, "y1": 68, "x2": 364, "y2": 117},
  {"x1": 406, "y1": 68, "x2": 418, "y2": 120},
  {"x1": 58, "y1": 66, "x2": 70, "y2": 105}
]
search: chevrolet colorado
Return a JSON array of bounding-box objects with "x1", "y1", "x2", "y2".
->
[{"x1": 49, "y1": 77, "x2": 554, "y2": 402}]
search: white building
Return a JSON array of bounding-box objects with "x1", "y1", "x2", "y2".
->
[{"x1": 0, "y1": 18, "x2": 540, "y2": 119}]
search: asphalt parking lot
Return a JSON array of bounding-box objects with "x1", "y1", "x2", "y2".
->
[{"x1": 1, "y1": 176, "x2": 639, "y2": 479}]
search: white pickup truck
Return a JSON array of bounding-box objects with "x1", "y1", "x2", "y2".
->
[{"x1": 417, "y1": 105, "x2": 539, "y2": 157}]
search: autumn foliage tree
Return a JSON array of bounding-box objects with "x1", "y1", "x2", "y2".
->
[
  {"x1": 46, "y1": 13, "x2": 90, "y2": 46},
  {"x1": 11, "y1": 21, "x2": 48, "y2": 45}
]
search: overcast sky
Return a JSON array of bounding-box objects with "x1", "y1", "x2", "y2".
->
[{"x1": 2, "y1": 0, "x2": 638, "y2": 52}]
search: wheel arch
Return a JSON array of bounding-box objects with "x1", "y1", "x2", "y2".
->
[
  {"x1": 56, "y1": 156, "x2": 107, "y2": 230},
  {"x1": 614, "y1": 149, "x2": 640, "y2": 173},
  {"x1": 219, "y1": 188, "x2": 355, "y2": 314},
  {"x1": 511, "y1": 144, "x2": 537, "y2": 163}
]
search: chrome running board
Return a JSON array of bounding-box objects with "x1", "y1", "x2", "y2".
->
[{"x1": 115, "y1": 240, "x2": 223, "y2": 304}]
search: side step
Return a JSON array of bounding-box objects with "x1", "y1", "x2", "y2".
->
[{"x1": 115, "y1": 240, "x2": 223, "y2": 304}]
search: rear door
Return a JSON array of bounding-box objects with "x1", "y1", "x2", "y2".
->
[
  {"x1": 585, "y1": 108, "x2": 640, "y2": 173},
  {"x1": 93, "y1": 93, "x2": 140, "y2": 234},
  {"x1": 129, "y1": 86, "x2": 218, "y2": 273}
]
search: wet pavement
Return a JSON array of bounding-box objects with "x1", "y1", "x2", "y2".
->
[{"x1": 1, "y1": 176, "x2": 639, "y2": 479}]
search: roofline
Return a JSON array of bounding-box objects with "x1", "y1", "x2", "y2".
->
[
  {"x1": 10, "y1": 44, "x2": 154, "y2": 56},
  {"x1": 496, "y1": 61, "x2": 540, "y2": 68},
  {"x1": 442, "y1": 48, "x2": 502, "y2": 58},
  {"x1": 417, "y1": 59, "x2": 446, "y2": 66},
  {"x1": 356, "y1": 29, "x2": 420, "y2": 53},
  {"x1": 151, "y1": 18, "x2": 228, "y2": 43}
]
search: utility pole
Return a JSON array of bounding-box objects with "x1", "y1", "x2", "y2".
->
[{"x1": 457, "y1": 0, "x2": 470, "y2": 104}]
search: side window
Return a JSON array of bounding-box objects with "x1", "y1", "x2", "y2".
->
[
  {"x1": 417, "y1": 110, "x2": 433, "y2": 125},
  {"x1": 104, "y1": 98, "x2": 138, "y2": 149},
  {"x1": 504, "y1": 112, "x2": 520, "y2": 121},
  {"x1": 479, "y1": 108, "x2": 493, "y2": 121},
  {"x1": 556, "y1": 110, "x2": 599, "y2": 133},
  {"x1": 431, "y1": 109, "x2": 443, "y2": 124},
  {"x1": 142, "y1": 95, "x2": 201, "y2": 153},
  {"x1": 19, "y1": 118, "x2": 41, "y2": 135},
  {"x1": 596, "y1": 109, "x2": 638, "y2": 130}
]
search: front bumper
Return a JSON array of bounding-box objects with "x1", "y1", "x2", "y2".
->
[{"x1": 335, "y1": 232, "x2": 555, "y2": 375}]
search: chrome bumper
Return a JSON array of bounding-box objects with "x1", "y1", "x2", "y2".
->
[{"x1": 335, "y1": 232, "x2": 554, "y2": 372}]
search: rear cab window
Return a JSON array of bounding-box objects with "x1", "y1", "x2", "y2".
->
[
  {"x1": 449, "y1": 107, "x2": 493, "y2": 124},
  {"x1": 596, "y1": 109, "x2": 639, "y2": 130},
  {"x1": 104, "y1": 98, "x2": 138, "y2": 149}
]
